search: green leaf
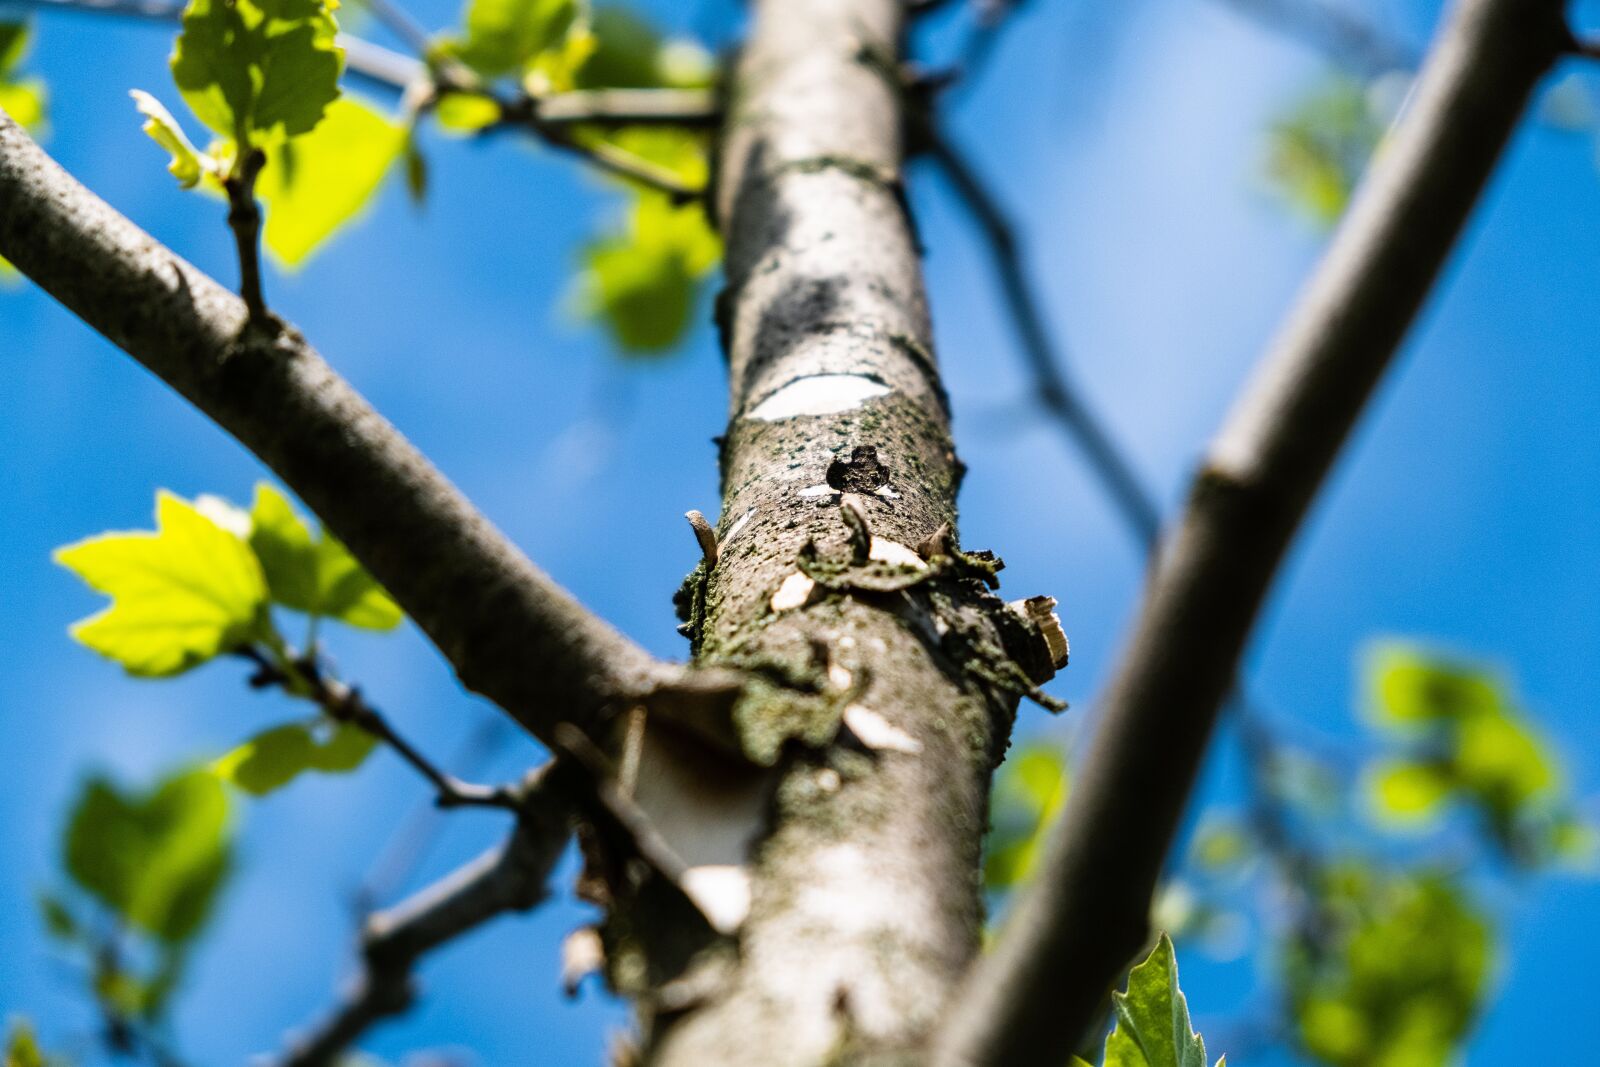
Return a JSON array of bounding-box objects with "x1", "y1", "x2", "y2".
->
[
  {"x1": 63, "y1": 767, "x2": 233, "y2": 944},
  {"x1": 983, "y1": 743, "x2": 1068, "y2": 892},
  {"x1": 4, "y1": 1020, "x2": 46, "y2": 1067},
  {"x1": 1102, "y1": 934, "x2": 1220, "y2": 1067},
  {"x1": 1366, "y1": 642, "x2": 1503, "y2": 728},
  {"x1": 575, "y1": 6, "x2": 712, "y2": 90},
  {"x1": 577, "y1": 188, "x2": 719, "y2": 353},
  {"x1": 170, "y1": 0, "x2": 342, "y2": 148},
  {"x1": 0, "y1": 22, "x2": 47, "y2": 134},
  {"x1": 1290, "y1": 872, "x2": 1489, "y2": 1067},
  {"x1": 432, "y1": 91, "x2": 502, "y2": 132},
  {"x1": 1454, "y1": 704, "x2": 1557, "y2": 808},
  {"x1": 0, "y1": 78, "x2": 45, "y2": 131},
  {"x1": 1264, "y1": 74, "x2": 1384, "y2": 228},
  {"x1": 257, "y1": 96, "x2": 406, "y2": 265},
  {"x1": 247, "y1": 482, "x2": 402, "y2": 629},
  {"x1": 54, "y1": 490, "x2": 269, "y2": 676},
  {"x1": 130, "y1": 90, "x2": 209, "y2": 188},
  {"x1": 444, "y1": 0, "x2": 580, "y2": 79},
  {"x1": 1368, "y1": 759, "x2": 1451, "y2": 824},
  {"x1": 212, "y1": 719, "x2": 377, "y2": 795}
]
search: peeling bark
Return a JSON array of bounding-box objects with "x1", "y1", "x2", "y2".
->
[{"x1": 630, "y1": 2, "x2": 1059, "y2": 1063}]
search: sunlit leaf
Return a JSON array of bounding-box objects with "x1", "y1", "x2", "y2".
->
[
  {"x1": 54, "y1": 491, "x2": 268, "y2": 676},
  {"x1": 63, "y1": 768, "x2": 233, "y2": 945},
  {"x1": 0, "y1": 22, "x2": 47, "y2": 134},
  {"x1": 1101, "y1": 933, "x2": 1223, "y2": 1067},
  {"x1": 4, "y1": 1020, "x2": 46, "y2": 1067},
  {"x1": 575, "y1": 6, "x2": 711, "y2": 90},
  {"x1": 254, "y1": 96, "x2": 405, "y2": 265},
  {"x1": 170, "y1": 0, "x2": 342, "y2": 148},
  {"x1": 433, "y1": 91, "x2": 502, "y2": 132},
  {"x1": 1264, "y1": 74, "x2": 1385, "y2": 227},
  {"x1": 247, "y1": 482, "x2": 402, "y2": 629}
]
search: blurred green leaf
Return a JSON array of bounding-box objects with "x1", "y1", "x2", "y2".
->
[
  {"x1": 213, "y1": 719, "x2": 377, "y2": 795},
  {"x1": 984, "y1": 743, "x2": 1069, "y2": 893},
  {"x1": 248, "y1": 482, "x2": 402, "y2": 629},
  {"x1": 36, "y1": 893, "x2": 80, "y2": 942},
  {"x1": 577, "y1": 188, "x2": 719, "y2": 353},
  {"x1": 54, "y1": 491, "x2": 268, "y2": 676},
  {"x1": 171, "y1": 0, "x2": 342, "y2": 148},
  {"x1": 0, "y1": 22, "x2": 47, "y2": 134},
  {"x1": 1367, "y1": 642, "x2": 1504, "y2": 728},
  {"x1": 1264, "y1": 74, "x2": 1385, "y2": 227},
  {"x1": 442, "y1": 0, "x2": 580, "y2": 79},
  {"x1": 1368, "y1": 759, "x2": 1451, "y2": 824},
  {"x1": 1100, "y1": 933, "x2": 1223, "y2": 1067},
  {"x1": 575, "y1": 6, "x2": 711, "y2": 90},
  {"x1": 1289, "y1": 871, "x2": 1489, "y2": 1067},
  {"x1": 63, "y1": 768, "x2": 233, "y2": 945},
  {"x1": 256, "y1": 96, "x2": 406, "y2": 265},
  {"x1": 433, "y1": 91, "x2": 502, "y2": 132},
  {"x1": 4, "y1": 1020, "x2": 47, "y2": 1067}
]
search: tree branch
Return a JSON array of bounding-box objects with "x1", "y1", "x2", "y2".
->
[
  {"x1": 929, "y1": 1, "x2": 1571, "y2": 1063},
  {"x1": 275, "y1": 768, "x2": 571, "y2": 1067},
  {"x1": 0, "y1": 110, "x2": 672, "y2": 746},
  {"x1": 920, "y1": 125, "x2": 1161, "y2": 553}
]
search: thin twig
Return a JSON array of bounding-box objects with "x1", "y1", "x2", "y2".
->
[
  {"x1": 275, "y1": 767, "x2": 571, "y2": 1067},
  {"x1": 921, "y1": 125, "x2": 1161, "y2": 553},
  {"x1": 221, "y1": 148, "x2": 268, "y2": 324},
  {"x1": 351, "y1": 0, "x2": 432, "y2": 59},
  {"x1": 237, "y1": 645, "x2": 522, "y2": 812},
  {"x1": 929, "y1": 1, "x2": 1570, "y2": 1063}
]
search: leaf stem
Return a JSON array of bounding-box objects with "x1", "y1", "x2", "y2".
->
[{"x1": 222, "y1": 148, "x2": 268, "y2": 325}]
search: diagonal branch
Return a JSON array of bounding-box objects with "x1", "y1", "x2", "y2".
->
[
  {"x1": 275, "y1": 768, "x2": 572, "y2": 1067},
  {"x1": 0, "y1": 110, "x2": 670, "y2": 745},
  {"x1": 929, "y1": 1, "x2": 1573, "y2": 1063}
]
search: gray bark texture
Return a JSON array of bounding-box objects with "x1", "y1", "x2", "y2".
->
[{"x1": 631, "y1": 1, "x2": 1057, "y2": 1063}]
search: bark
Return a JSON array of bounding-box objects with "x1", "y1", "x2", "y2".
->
[
  {"x1": 630, "y1": 1, "x2": 1058, "y2": 1063},
  {"x1": 930, "y1": 2, "x2": 1572, "y2": 1064},
  {"x1": 0, "y1": 110, "x2": 669, "y2": 745}
]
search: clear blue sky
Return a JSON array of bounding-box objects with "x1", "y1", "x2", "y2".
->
[{"x1": 2, "y1": 0, "x2": 1598, "y2": 1062}]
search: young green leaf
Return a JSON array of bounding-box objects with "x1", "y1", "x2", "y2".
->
[
  {"x1": 129, "y1": 89, "x2": 210, "y2": 188},
  {"x1": 54, "y1": 491, "x2": 269, "y2": 676},
  {"x1": 575, "y1": 6, "x2": 712, "y2": 90},
  {"x1": 248, "y1": 482, "x2": 402, "y2": 629},
  {"x1": 1367, "y1": 758, "x2": 1451, "y2": 824},
  {"x1": 63, "y1": 768, "x2": 233, "y2": 945},
  {"x1": 212, "y1": 719, "x2": 377, "y2": 795},
  {"x1": 577, "y1": 188, "x2": 719, "y2": 353},
  {"x1": 0, "y1": 22, "x2": 48, "y2": 134},
  {"x1": 1366, "y1": 642, "x2": 1504, "y2": 728},
  {"x1": 1101, "y1": 934, "x2": 1222, "y2": 1067},
  {"x1": 444, "y1": 0, "x2": 580, "y2": 79},
  {"x1": 983, "y1": 743, "x2": 1069, "y2": 892},
  {"x1": 170, "y1": 0, "x2": 342, "y2": 150},
  {"x1": 4, "y1": 1020, "x2": 47, "y2": 1067},
  {"x1": 256, "y1": 97, "x2": 407, "y2": 265}
]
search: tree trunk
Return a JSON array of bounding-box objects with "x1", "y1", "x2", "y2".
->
[{"x1": 625, "y1": 1, "x2": 1061, "y2": 1063}]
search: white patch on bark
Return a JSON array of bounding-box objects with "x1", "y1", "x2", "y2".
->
[
  {"x1": 843, "y1": 704, "x2": 923, "y2": 754},
  {"x1": 747, "y1": 374, "x2": 891, "y2": 420},
  {"x1": 798, "y1": 484, "x2": 838, "y2": 499},
  {"x1": 722, "y1": 507, "x2": 757, "y2": 546},
  {"x1": 682, "y1": 865, "x2": 754, "y2": 934}
]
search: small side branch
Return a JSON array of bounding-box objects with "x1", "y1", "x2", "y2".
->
[
  {"x1": 921, "y1": 125, "x2": 1161, "y2": 553},
  {"x1": 221, "y1": 147, "x2": 268, "y2": 323},
  {"x1": 929, "y1": 1, "x2": 1570, "y2": 1064},
  {"x1": 276, "y1": 768, "x2": 572, "y2": 1067},
  {"x1": 0, "y1": 111, "x2": 670, "y2": 746}
]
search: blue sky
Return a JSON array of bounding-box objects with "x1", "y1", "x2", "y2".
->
[{"x1": 2, "y1": 0, "x2": 1597, "y2": 1063}]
